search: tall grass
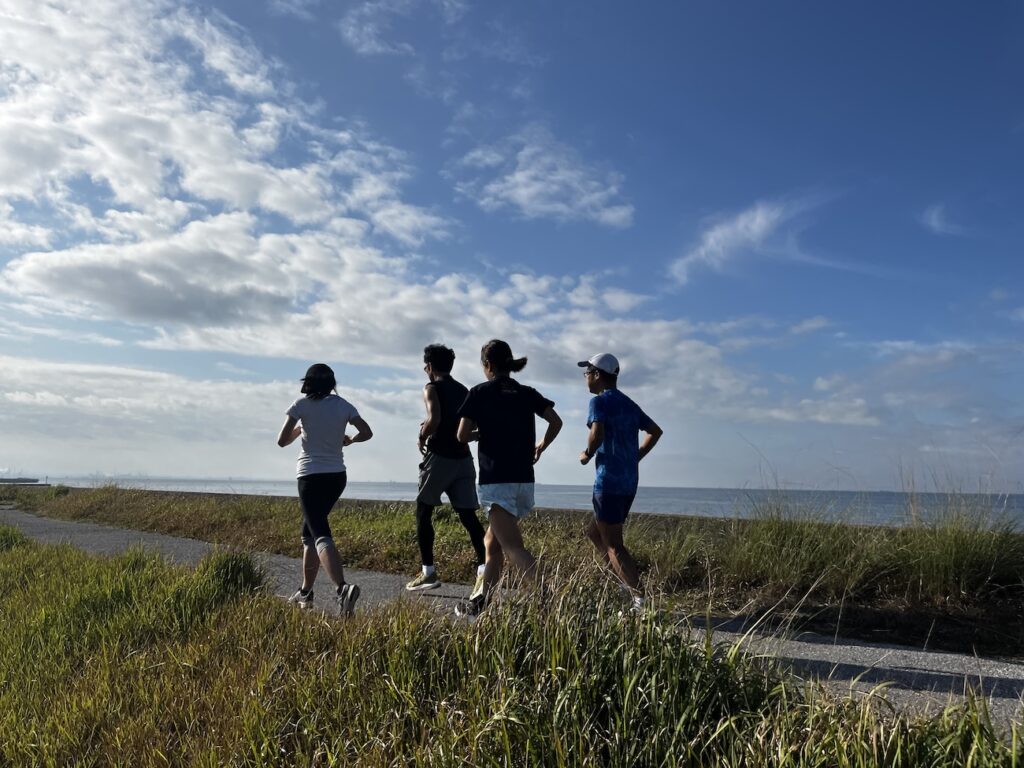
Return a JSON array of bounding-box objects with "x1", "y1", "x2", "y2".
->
[
  {"x1": 4, "y1": 484, "x2": 1024, "y2": 652},
  {"x1": 0, "y1": 527, "x2": 1018, "y2": 766}
]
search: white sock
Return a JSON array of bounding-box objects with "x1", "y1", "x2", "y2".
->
[
  {"x1": 476, "y1": 564, "x2": 486, "y2": 576},
  {"x1": 423, "y1": 565, "x2": 435, "y2": 577},
  {"x1": 633, "y1": 595, "x2": 644, "y2": 608}
]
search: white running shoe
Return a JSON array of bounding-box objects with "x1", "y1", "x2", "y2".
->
[
  {"x1": 405, "y1": 572, "x2": 442, "y2": 591},
  {"x1": 288, "y1": 588, "x2": 314, "y2": 609}
]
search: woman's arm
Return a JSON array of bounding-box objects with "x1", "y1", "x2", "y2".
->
[
  {"x1": 456, "y1": 417, "x2": 478, "y2": 444},
  {"x1": 534, "y1": 406, "x2": 562, "y2": 463},
  {"x1": 344, "y1": 416, "x2": 373, "y2": 446},
  {"x1": 277, "y1": 416, "x2": 301, "y2": 447}
]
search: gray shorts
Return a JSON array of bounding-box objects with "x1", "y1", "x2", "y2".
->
[{"x1": 417, "y1": 453, "x2": 478, "y2": 508}]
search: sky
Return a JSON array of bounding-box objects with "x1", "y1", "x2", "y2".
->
[{"x1": 0, "y1": 0, "x2": 1022, "y2": 492}]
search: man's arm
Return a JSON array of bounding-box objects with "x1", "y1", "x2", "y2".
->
[
  {"x1": 638, "y1": 421, "x2": 663, "y2": 461},
  {"x1": 344, "y1": 416, "x2": 373, "y2": 446},
  {"x1": 579, "y1": 421, "x2": 605, "y2": 465},
  {"x1": 277, "y1": 416, "x2": 301, "y2": 447},
  {"x1": 418, "y1": 385, "x2": 441, "y2": 455},
  {"x1": 534, "y1": 406, "x2": 562, "y2": 463}
]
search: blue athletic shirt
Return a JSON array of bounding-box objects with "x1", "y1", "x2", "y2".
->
[{"x1": 587, "y1": 389, "x2": 654, "y2": 495}]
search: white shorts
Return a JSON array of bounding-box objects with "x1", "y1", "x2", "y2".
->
[{"x1": 479, "y1": 483, "x2": 535, "y2": 520}]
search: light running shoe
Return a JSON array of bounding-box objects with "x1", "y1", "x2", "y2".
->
[
  {"x1": 337, "y1": 583, "x2": 360, "y2": 616},
  {"x1": 469, "y1": 570, "x2": 486, "y2": 602},
  {"x1": 454, "y1": 594, "x2": 485, "y2": 618},
  {"x1": 405, "y1": 571, "x2": 442, "y2": 591},
  {"x1": 287, "y1": 588, "x2": 314, "y2": 609}
]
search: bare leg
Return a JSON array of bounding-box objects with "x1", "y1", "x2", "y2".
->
[
  {"x1": 585, "y1": 519, "x2": 611, "y2": 567},
  {"x1": 316, "y1": 539, "x2": 347, "y2": 588},
  {"x1": 301, "y1": 544, "x2": 320, "y2": 591},
  {"x1": 481, "y1": 524, "x2": 505, "y2": 598},
  {"x1": 486, "y1": 505, "x2": 537, "y2": 588},
  {"x1": 595, "y1": 521, "x2": 640, "y2": 593}
]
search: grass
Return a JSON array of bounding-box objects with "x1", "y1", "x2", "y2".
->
[
  {"x1": 3, "y1": 484, "x2": 1024, "y2": 655},
  {"x1": 0, "y1": 525, "x2": 1019, "y2": 766}
]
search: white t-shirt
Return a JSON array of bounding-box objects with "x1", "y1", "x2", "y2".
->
[{"x1": 286, "y1": 394, "x2": 360, "y2": 477}]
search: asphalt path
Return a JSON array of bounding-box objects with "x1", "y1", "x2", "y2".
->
[{"x1": 2, "y1": 504, "x2": 1022, "y2": 731}]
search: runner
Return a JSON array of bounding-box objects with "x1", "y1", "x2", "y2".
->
[
  {"x1": 406, "y1": 344, "x2": 487, "y2": 593},
  {"x1": 277, "y1": 363, "x2": 373, "y2": 615},
  {"x1": 577, "y1": 353, "x2": 662, "y2": 611},
  {"x1": 454, "y1": 339, "x2": 562, "y2": 616}
]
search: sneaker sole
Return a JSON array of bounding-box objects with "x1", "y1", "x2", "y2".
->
[{"x1": 405, "y1": 580, "x2": 442, "y2": 592}]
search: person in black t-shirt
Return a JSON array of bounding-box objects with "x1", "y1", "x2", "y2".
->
[
  {"x1": 406, "y1": 344, "x2": 487, "y2": 593},
  {"x1": 454, "y1": 339, "x2": 562, "y2": 616}
]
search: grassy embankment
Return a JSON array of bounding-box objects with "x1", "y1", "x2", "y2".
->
[
  {"x1": 3, "y1": 484, "x2": 1024, "y2": 655},
  {"x1": 0, "y1": 524, "x2": 1019, "y2": 766}
]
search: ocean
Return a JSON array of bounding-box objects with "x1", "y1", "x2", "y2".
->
[{"x1": 41, "y1": 476, "x2": 1024, "y2": 528}]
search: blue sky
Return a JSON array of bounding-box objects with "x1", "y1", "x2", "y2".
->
[{"x1": 0, "y1": 0, "x2": 1021, "y2": 491}]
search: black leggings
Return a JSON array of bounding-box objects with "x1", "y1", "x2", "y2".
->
[
  {"x1": 416, "y1": 501, "x2": 486, "y2": 567},
  {"x1": 297, "y1": 472, "x2": 347, "y2": 544}
]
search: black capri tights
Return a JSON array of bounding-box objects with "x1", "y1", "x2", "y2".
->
[{"x1": 297, "y1": 472, "x2": 347, "y2": 545}]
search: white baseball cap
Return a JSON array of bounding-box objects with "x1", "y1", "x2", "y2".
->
[{"x1": 577, "y1": 353, "x2": 620, "y2": 375}]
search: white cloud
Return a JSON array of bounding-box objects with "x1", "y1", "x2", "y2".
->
[
  {"x1": 173, "y1": 9, "x2": 276, "y2": 96},
  {"x1": 268, "y1": 0, "x2": 319, "y2": 21},
  {"x1": 0, "y1": 0, "x2": 458, "y2": 332},
  {"x1": 730, "y1": 397, "x2": 879, "y2": 427},
  {"x1": 813, "y1": 374, "x2": 844, "y2": 392},
  {"x1": 0, "y1": 203, "x2": 50, "y2": 247},
  {"x1": 671, "y1": 199, "x2": 814, "y2": 285},
  {"x1": 0, "y1": 317, "x2": 123, "y2": 347},
  {"x1": 4, "y1": 213, "x2": 295, "y2": 325},
  {"x1": 602, "y1": 288, "x2": 649, "y2": 314},
  {"x1": 696, "y1": 316, "x2": 775, "y2": 336},
  {"x1": 0, "y1": 0, "x2": 450, "y2": 250},
  {"x1": 920, "y1": 203, "x2": 964, "y2": 236},
  {"x1": 338, "y1": 0, "x2": 417, "y2": 56},
  {"x1": 454, "y1": 125, "x2": 634, "y2": 228},
  {"x1": 866, "y1": 340, "x2": 976, "y2": 367},
  {"x1": 790, "y1": 315, "x2": 830, "y2": 335}
]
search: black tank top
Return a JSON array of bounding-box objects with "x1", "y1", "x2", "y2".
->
[{"x1": 426, "y1": 377, "x2": 471, "y2": 459}]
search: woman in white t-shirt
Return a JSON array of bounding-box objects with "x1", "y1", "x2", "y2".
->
[{"x1": 277, "y1": 363, "x2": 373, "y2": 615}]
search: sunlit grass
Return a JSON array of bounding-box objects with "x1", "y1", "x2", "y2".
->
[
  {"x1": 3, "y1": 484, "x2": 1023, "y2": 654},
  {"x1": 0, "y1": 527, "x2": 1019, "y2": 766}
]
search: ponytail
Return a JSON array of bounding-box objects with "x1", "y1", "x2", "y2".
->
[{"x1": 481, "y1": 339, "x2": 527, "y2": 375}]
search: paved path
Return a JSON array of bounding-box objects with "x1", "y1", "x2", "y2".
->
[{"x1": 2, "y1": 505, "x2": 1022, "y2": 730}]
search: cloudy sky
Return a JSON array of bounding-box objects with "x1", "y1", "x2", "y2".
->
[{"x1": 1, "y1": 0, "x2": 1022, "y2": 491}]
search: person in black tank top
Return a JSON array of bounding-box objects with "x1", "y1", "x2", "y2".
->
[{"x1": 406, "y1": 344, "x2": 487, "y2": 592}]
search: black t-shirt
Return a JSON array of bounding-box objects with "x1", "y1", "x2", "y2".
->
[
  {"x1": 458, "y1": 377, "x2": 554, "y2": 484},
  {"x1": 425, "y1": 377, "x2": 471, "y2": 459}
]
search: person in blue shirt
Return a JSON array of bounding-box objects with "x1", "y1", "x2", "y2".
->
[{"x1": 577, "y1": 353, "x2": 663, "y2": 608}]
